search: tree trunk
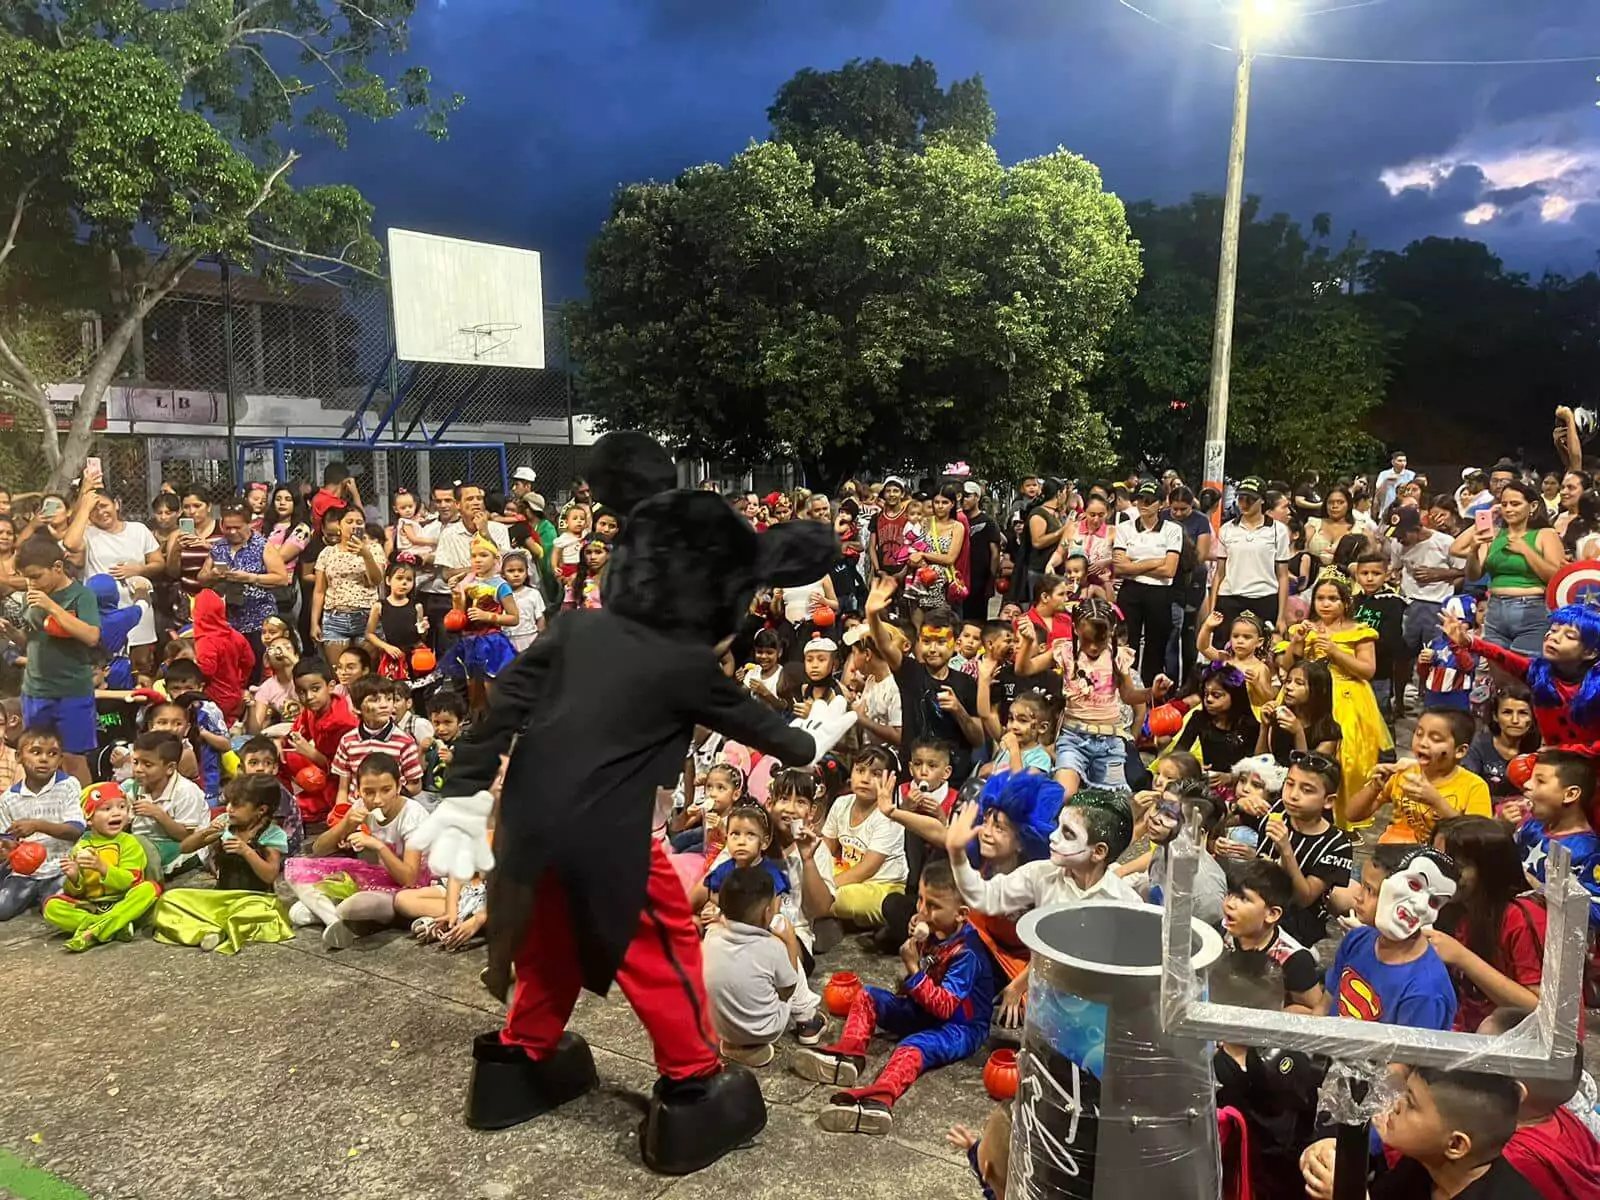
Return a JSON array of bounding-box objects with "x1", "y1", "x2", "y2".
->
[{"x1": 799, "y1": 448, "x2": 860, "y2": 496}]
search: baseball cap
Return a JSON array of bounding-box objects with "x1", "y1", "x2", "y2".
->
[
  {"x1": 524, "y1": 491, "x2": 547, "y2": 514},
  {"x1": 804, "y1": 636, "x2": 839, "y2": 653},
  {"x1": 512, "y1": 466, "x2": 537, "y2": 484},
  {"x1": 882, "y1": 475, "x2": 908, "y2": 490},
  {"x1": 842, "y1": 624, "x2": 873, "y2": 647},
  {"x1": 1393, "y1": 507, "x2": 1423, "y2": 534},
  {"x1": 962, "y1": 481, "x2": 982, "y2": 496},
  {"x1": 1134, "y1": 480, "x2": 1161, "y2": 500},
  {"x1": 1236, "y1": 476, "x2": 1265, "y2": 497}
]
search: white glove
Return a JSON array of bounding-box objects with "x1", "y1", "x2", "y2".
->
[
  {"x1": 789, "y1": 695, "x2": 858, "y2": 767},
  {"x1": 412, "y1": 789, "x2": 495, "y2": 882}
]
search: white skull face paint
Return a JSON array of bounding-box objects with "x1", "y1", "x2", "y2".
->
[
  {"x1": 1050, "y1": 807, "x2": 1093, "y2": 867},
  {"x1": 1375, "y1": 856, "x2": 1456, "y2": 940}
]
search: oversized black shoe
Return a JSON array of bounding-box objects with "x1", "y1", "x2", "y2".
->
[
  {"x1": 638, "y1": 1066, "x2": 767, "y2": 1175},
  {"x1": 464, "y1": 1031, "x2": 599, "y2": 1131}
]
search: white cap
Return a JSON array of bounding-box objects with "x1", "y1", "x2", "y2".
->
[
  {"x1": 842, "y1": 625, "x2": 872, "y2": 647},
  {"x1": 804, "y1": 636, "x2": 839, "y2": 653},
  {"x1": 882, "y1": 475, "x2": 908, "y2": 490},
  {"x1": 962, "y1": 481, "x2": 982, "y2": 496},
  {"x1": 512, "y1": 466, "x2": 537, "y2": 484}
]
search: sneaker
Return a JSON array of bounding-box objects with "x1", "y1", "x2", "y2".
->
[
  {"x1": 819, "y1": 1096, "x2": 893, "y2": 1135},
  {"x1": 199, "y1": 933, "x2": 223, "y2": 952},
  {"x1": 794, "y1": 1014, "x2": 827, "y2": 1047},
  {"x1": 790, "y1": 1047, "x2": 861, "y2": 1087},
  {"x1": 720, "y1": 1041, "x2": 775, "y2": 1068},
  {"x1": 322, "y1": 920, "x2": 355, "y2": 951},
  {"x1": 288, "y1": 900, "x2": 316, "y2": 927},
  {"x1": 411, "y1": 917, "x2": 437, "y2": 940}
]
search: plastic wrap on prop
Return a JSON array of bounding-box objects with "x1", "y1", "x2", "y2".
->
[
  {"x1": 1158, "y1": 815, "x2": 1587, "y2": 1080},
  {"x1": 1010, "y1": 901, "x2": 1225, "y2": 1200}
]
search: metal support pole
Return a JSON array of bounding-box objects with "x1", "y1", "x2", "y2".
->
[
  {"x1": 220, "y1": 259, "x2": 241, "y2": 487},
  {"x1": 1202, "y1": 29, "x2": 1253, "y2": 524}
]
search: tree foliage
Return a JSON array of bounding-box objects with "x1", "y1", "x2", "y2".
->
[
  {"x1": 1095, "y1": 196, "x2": 1388, "y2": 480},
  {"x1": 1358, "y1": 237, "x2": 1600, "y2": 465},
  {"x1": 573, "y1": 59, "x2": 1140, "y2": 489},
  {"x1": 0, "y1": 1, "x2": 462, "y2": 487}
]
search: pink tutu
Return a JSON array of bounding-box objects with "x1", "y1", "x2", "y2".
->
[{"x1": 284, "y1": 855, "x2": 404, "y2": 895}]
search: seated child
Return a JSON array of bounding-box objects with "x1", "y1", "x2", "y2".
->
[
  {"x1": 1301, "y1": 1066, "x2": 1542, "y2": 1200},
  {"x1": 1475, "y1": 1008, "x2": 1600, "y2": 1197},
  {"x1": 690, "y1": 803, "x2": 793, "y2": 923},
  {"x1": 876, "y1": 739, "x2": 959, "y2": 949},
  {"x1": 42, "y1": 782, "x2": 160, "y2": 951},
  {"x1": 1221, "y1": 859, "x2": 1325, "y2": 1011},
  {"x1": 1227, "y1": 752, "x2": 1287, "y2": 820},
  {"x1": 1212, "y1": 957, "x2": 1325, "y2": 1200},
  {"x1": 985, "y1": 693, "x2": 1055, "y2": 776},
  {"x1": 0, "y1": 725, "x2": 85, "y2": 919},
  {"x1": 124, "y1": 731, "x2": 209, "y2": 878},
  {"x1": 1320, "y1": 845, "x2": 1460, "y2": 1031},
  {"x1": 330, "y1": 677, "x2": 423, "y2": 810},
  {"x1": 1507, "y1": 747, "x2": 1600, "y2": 928},
  {"x1": 391, "y1": 688, "x2": 433, "y2": 753},
  {"x1": 1127, "y1": 750, "x2": 1203, "y2": 846},
  {"x1": 1248, "y1": 751, "x2": 1353, "y2": 949},
  {"x1": 159, "y1": 660, "x2": 231, "y2": 804},
  {"x1": 819, "y1": 746, "x2": 910, "y2": 928},
  {"x1": 283, "y1": 753, "x2": 426, "y2": 950},
  {"x1": 422, "y1": 689, "x2": 469, "y2": 801},
  {"x1": 669, "y1": 761, "x2": 744, "y2": 858},
  {"x1": 950, "y1": 619, "x2": 985, "y2": 678},
  {"x1": 1347, "y1": 708, "x2": 1491, "y2": 845},
  {"x1": 703, "y1": 864, "x2": 824, "y2": 1067},
  {"x1": 237, "y1": 735, "x2": 303, "y2": 854},
  {"x1": 1138, "y1": 780, "x2": 1228, "y2": 926},
  {"x1": 395, "y1": 793, "x2": 492, "y2": 950},
  {"x1": 947, "y1": 785, "x2": 1142, "y2": 913},
  {"x1": 947, "y1": 1105, "x2": 1013, "y2": 1200},
  {"x1": 152, "y1": 774, "x2": 294, "y2": 954},
  {"x1": 791, "y1": 859, "x2": 996, "y2": 1137},
  {"x1": 280, "y1": 656, "x2": 357, "y2": 822}
]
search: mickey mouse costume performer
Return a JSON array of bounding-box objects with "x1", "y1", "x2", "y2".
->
[{"x1": 413, "y1": 431, "x2": 857, "y2": 1175}]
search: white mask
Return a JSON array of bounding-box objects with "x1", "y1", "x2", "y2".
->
[
  {"x1": 1375, "y1": 855, "x2": 1456, "y2": 940},
  {"x1": 1049, "y1": 808, "x2": 1093, "y2": 868}
]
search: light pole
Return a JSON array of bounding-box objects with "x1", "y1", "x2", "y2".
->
[{"x1": 1202, "y1": 0, "x2": 1284, "y2": 513}]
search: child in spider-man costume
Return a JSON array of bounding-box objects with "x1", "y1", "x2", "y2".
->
[
  {"x1": 790, "y1": 857, "x2": 995, "y2": 1135},
  {"x1": 413, "y1": 431, "x2": 858, "y2": 1176}
]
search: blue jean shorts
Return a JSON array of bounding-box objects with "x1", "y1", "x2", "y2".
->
[
  {"x1": 319, "y1": 607, "x2": 368, "y2": 642},
  {"x1": 21, "y1": 693, "x2": 99, "y2": 754},
  {"x1": 1484, "y1": 595, "x2": 1549, "y2": 657},
  {"x1": 1053, "y1": 726, "x2": 1127, "y2": 789}
]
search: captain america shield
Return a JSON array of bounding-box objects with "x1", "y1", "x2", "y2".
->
[{"x1": 1547, "y1": 560, "x2": 1600, "y2": 611}]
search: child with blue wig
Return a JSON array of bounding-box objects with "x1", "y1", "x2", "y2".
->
[{"x1": 1444, "y1": 602, "x2": 1600, "y2": 751}]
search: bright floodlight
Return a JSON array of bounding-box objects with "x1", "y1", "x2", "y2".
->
[{"x1": 1243, "y1": 0, "x2": 1287, "y2": 31}]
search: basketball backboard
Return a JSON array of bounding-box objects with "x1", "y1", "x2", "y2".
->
[{"x1": 387, "y1": 229, "x2": 545, "y2": 369}]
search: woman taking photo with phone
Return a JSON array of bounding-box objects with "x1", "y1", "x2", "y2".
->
[
  {"x1": 163, "y1": 487, "x2": 222, "y2": 620},
  {"x1": 1450, "y1": 480, "x2": 1563, "y2": 654},
  {"x1": 311, "y1": 505, "x2": 384, "y2": 661}
]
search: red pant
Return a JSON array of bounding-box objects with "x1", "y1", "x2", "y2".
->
[{"x1": 502, "y1": 839, "x2": 721, "y2": 1081}]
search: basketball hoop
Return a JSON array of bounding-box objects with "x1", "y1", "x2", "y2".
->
[{"x1": 458, "y1": 322, "x2": 524, "y2": 360}]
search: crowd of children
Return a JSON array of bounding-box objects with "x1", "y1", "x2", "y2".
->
[{"x1": 3, "y1": 443, "x2": 1600, "y2": 1197}]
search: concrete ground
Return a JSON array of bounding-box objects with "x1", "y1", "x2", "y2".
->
[{"x1": 1, "y1": 915, "x2": 989, "y2": 1200}]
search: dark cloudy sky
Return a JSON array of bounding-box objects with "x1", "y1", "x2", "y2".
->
[{"x1": 302, "y1": 0, "x2": 1600, "y2": 299}]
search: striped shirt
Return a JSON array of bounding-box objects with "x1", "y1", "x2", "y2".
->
[
  {"x1": 0, "y1": 771, "x2": 86, "y2": 878},
  {"x1": 331, "y1": 723, "x2": 423, "y2": 790},
  {"x1": 1251, "y1": 804, "x2": 1353, "y2": 947}
]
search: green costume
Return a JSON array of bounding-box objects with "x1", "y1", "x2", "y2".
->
[
  {"x1": 152, "y1": 819, "x2": 294, "y2": 954},
  {"x1": 42, "y1": 831, "x2": 159, "y2": 951}
]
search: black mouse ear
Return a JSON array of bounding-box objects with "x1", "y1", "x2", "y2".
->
[
  {"x1": 754, "y1": 520, "x2": 839, "y2": 587},
  {"x1": 587, "y1": 431, "x2": 677, "y2": 515}
]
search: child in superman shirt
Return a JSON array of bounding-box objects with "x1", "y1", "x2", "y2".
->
[{"x1": 790, "y1": 858, "x2": 995, "y2": 1136}]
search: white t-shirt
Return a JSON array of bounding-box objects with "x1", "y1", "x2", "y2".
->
[
  {"x1": 1113, "y1": 518, "x2": 1184, "y2": 587},
  {"x1": 1395, "y1": 531, "x2": 1465, "y2": 604},
  {"x1": 1216, "y1": 517, "x2": 1290, "y2": 598},
  {"x1": 821, "y1": 795, "x2": 908, "y2": 885},
  {"x1": 129, "y1": 771, "x2": 210, "y2": 842},
  {"x1": 84, "y1": 521, "x2": 161, "y2": 645},
  {"x1": 859, "y1": 673, "x2": 902, "y2": 745},
  {"x1": 370, "y1": 797, "x2": 430, "y2": 858},
  {"x1": 508, "y1": 585, "x2": 545, "y2": 651}
]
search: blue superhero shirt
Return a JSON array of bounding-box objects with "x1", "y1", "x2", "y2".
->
[
  {"x1": 1324, "y1": 925, "x2": 1457, "y2": 1032},
  {"x1": 1516, "y1": 820, "x2": 1600, "y2": 928},
  {"x1": 703, "y1": 855, "x2": 790, "y2": 897},
  {"x1": 905, "y1": 923, "x2": 996, "y2": 1030}
]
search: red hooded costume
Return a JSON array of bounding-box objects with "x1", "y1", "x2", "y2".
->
[{"x1": 191, "y1": 590, "x2": 255, "y2": 724}]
